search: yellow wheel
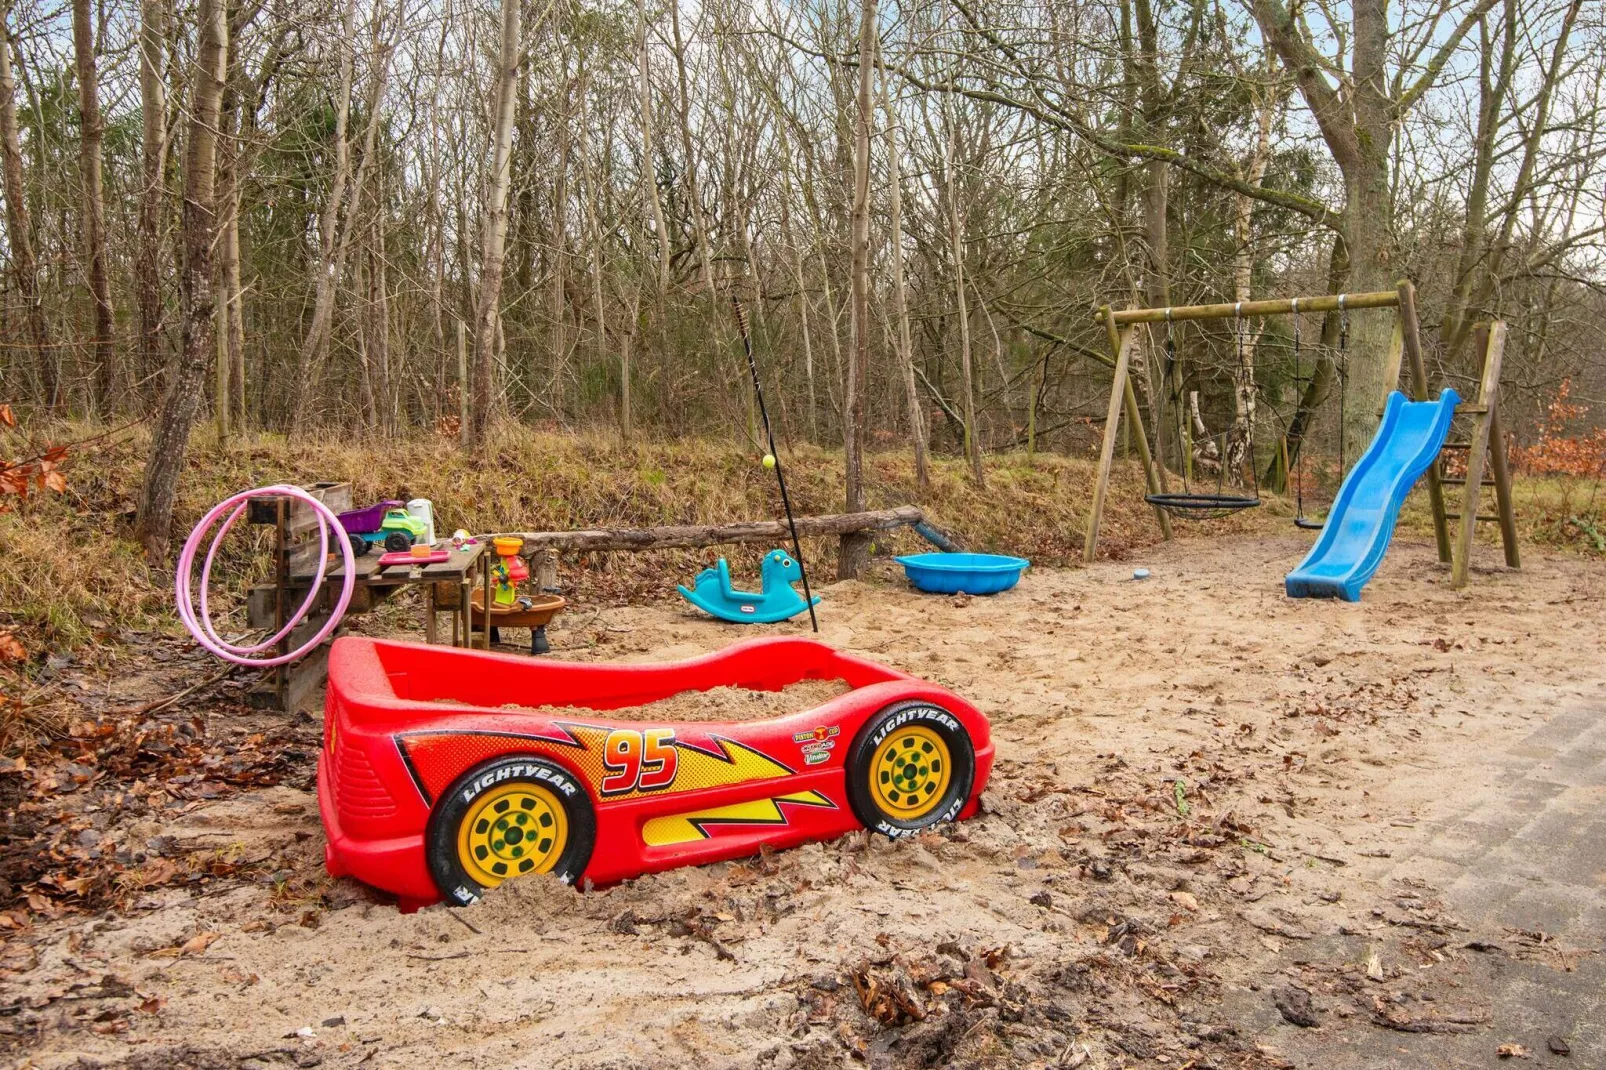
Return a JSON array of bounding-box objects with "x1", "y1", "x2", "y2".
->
[
  {"x1": 426, "y1": 755, "x2": 595, "y2": 905},
  {"x1": 869, "y1": 725, "x2": 952, "y2": 821},
  {"x1": 457, "y1": 781, "x2": 569, "y2": 887},
  {"x1": 847, "y1": 702, "x2": 975, "y2": 836}
]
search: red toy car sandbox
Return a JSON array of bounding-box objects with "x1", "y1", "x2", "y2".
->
[{"x1": 319, "y1": 636, "x2": 994, "y2": 909}]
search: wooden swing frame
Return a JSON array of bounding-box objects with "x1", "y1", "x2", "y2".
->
[{"x1": 1081, "y1": 279, "x2": 1519, "y2": 589}]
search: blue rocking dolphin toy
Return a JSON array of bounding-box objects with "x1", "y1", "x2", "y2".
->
[{"x1": 678, "y1": 548, "x2": 822, "y2": 624}]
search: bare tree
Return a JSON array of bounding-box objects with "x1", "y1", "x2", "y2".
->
[
  {"x1": 134, "y1": 0, "x2": 166, "y2": 398},
  {"x1": 289, "y1": 0, "x2": 358, "y2": 428},
  {"x1": 840, "y1": 0, "x2": 875, "y2": 579},
  {"x1": 0, "y1": 5, "x2": 52, "y2": 408},
  {"x1": 876, "y1": 31, "x2": 929, "y2": 489},
  {"x1": 71, "y1": 0, "x2": 116, "y2": 412},
  {"x1": 134, "y1": 0, "x2": 227, "y2": 559},
  {"x1": 469, "y1": 0, "x2": 521, "y2": 448},
  {"x1": 1248, "y1": 0, "x2": 1500, "y2": 441}
]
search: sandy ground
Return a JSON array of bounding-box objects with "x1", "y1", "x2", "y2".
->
[{"x1": 4, "y1": 533, "x2": 1604, "y2": 1070}]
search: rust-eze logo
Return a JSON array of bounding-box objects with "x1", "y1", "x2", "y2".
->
[{"x1": 793, "y1": 724, "x2": 839, "y2": 765}]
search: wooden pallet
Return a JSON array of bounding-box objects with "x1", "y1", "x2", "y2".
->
[{"x1": 244, "y1": 482, "x2": 352, "y2": 714}]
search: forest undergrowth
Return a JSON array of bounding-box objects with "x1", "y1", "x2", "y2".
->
[{"x1": 1, "y1": 418, "x2": 1600, "y2": 741}]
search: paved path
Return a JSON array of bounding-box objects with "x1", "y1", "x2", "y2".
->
[{"x1": 1267, "y1": 697, "x2": 1606, "y2": 1067}]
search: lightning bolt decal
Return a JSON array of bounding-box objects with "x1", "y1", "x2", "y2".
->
[
  {"x1": 641, "y1": 790, "x2": 836, "y2": 846},
  {"x1": 397, "y1": 722, "x2": 798, "y2": 804}
]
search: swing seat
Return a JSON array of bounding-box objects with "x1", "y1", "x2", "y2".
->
[
  {"x1": 1145, "y1": 492, "x2": 1260, "y2": 520},
  {"x1": 678, "y1": 549, "x2": 820, "y2": 624}
]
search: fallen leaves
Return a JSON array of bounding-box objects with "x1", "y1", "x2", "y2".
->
[
  {"x1": 0, "y1": 710, "x2": 301, "y2": 924},
  {"x1": 1273, "y1": 986, "x2": 1320, "y2": 1027},
  {"x1": 181, "y1": 931, "x2": 221, "y2": 955},
  {"x1": 145, "y1": 931, "x2": 222, "y2": 959},
  {"x1": 1368, "y1": 995, "x2": 1488, "y2": 1034}
]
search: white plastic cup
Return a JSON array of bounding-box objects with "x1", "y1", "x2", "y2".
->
[{"x1": 407, "y1": 498, "x2": 436, "y2": 545}]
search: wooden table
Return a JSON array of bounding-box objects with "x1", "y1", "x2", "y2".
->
[{"x1": 288, "y1": 541, "x2": 488, "y2": 648}]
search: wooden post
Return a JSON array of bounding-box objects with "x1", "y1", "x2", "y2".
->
[
  {"x1": 1487, "y1": 407, "x2": 1521, "y2": 569},
  {"x1": 1452, "y1": 322, "x2": 1505, "y2": 589},
  {"x1": 1084, "y1": 310, "x2": 1136, "y2": 563},
  {"x1": 272, "y1": 499, "x2": 288, "y2": 704},
  {"x1": 1122, "y1": 374, "x2": 1172, "y2": 537},
  {"x1": 1396, "y1": 280, "x2": 1452, "y2": 562},
  {"x1": 533, "y1": 549, "x2": 558, "y2": 592},
  {"x1": 481, "y1": 553, "x2": 492, "y2": 650},
  {"x1": 457, "y1": 318, "x2": 469, "y2": 449}
]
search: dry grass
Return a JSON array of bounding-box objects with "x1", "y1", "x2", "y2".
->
[
  {"x1": 3, "y1": 419, "x2": 1599, "y2": 667},
  {"x1": 0, "y1": 421, "x2": 1177, "y2": 656}
]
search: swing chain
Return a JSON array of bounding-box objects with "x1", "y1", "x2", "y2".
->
[{"x1": 1143, "y1": 300, "x2": 1260, "y2": 520}]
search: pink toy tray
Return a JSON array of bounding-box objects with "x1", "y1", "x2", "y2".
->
[{"x1": 378, "y1": 550, "x2": 451, "y2": 568}]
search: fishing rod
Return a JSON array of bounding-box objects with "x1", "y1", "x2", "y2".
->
[{"x1": 730, "y1": 291, "x2": 818, "y2": 633}]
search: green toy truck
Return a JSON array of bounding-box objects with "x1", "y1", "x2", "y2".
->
[{"x1": 336, "y1": 500, "x2": 428, "y2": 556}]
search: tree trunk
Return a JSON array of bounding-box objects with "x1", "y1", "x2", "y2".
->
[
  {"x1": 840, "y1": 0, "x2": 875, "y2": 580},
  {"x1": 1337, "y1": 0, "x2": 1397, "y2": 441},
  {"x1": 135, "y1": 0, "x2": 167, "y2": 404},
  {"x1": 0, "y1": 9, "x2": 52, "y2": 409},
  {"x1": 469, "y1": 0, "x2": 520, "y2": 449},
  {"x1": 217, "y1": 58, "x2": 245, "y2": 429},
  {"x1": 548, "y1": 36, "x2": 571, "y2": 415},
  {"x1": 775, "y1": 122, "x2": 818, "y2": 442},
  {"x1": 577, "y1": 60, "x2": 609, "y2": 412},
  {"x1": 636, "y1": 0, "x2": 669, "y2": 297},
  {"x1": 669, "y1": 0, "x2": 717, "y2": 299},
  {"x1": 944, "y1": 94, "x2": 984, "y2": 487},
  {"x1": 620, "y1": 282, "x2": 640, "y2": 441},
  {"x1": 134, "y1": 0, "x2": 226, "y2": 560},
  {"x1": 72, "y1": 0, "x2": 116, "y2": 413},
  {"x1": 1250, "y1": 0, "x2": 1498, "y2": 448},
  {"x1": 1446, "y1": 0, "x2": 1579, "y2": 357},
  {"x1": 289, "y1": 0, "x2": 358, "y2": 429},
  {"x1": 876, "y1": 31, "x2": 928, "y2": 490},
  {"x1": 1224, "y1": 59, "x2": 1278, "y2": 483}
]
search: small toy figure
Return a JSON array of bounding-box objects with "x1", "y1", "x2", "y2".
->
[{"x1": 678, "y1": 548, "x2": 820, "y2": 623}]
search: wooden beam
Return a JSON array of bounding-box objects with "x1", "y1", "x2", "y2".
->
[
  {"x1": 1100, "y1": 290, "x2": 1399, "y2": 326},
  {"x1": 1397, "y1": 280, "x2": 1452, "y2": 563},
  {"x1": 502, "y1": 505, "x2": 929, "y2": 554},
  {"x1": 1083, "y1": 312, "x2": 1137, "y2": 563}
]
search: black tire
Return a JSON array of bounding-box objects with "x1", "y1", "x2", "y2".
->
[
  {"x1": 384, "y1": 531, "x2": 412, "y2": 553},
  {"x1": 348, "y1": 533, "x2": 369, "y2": 557},
  {"x1": 425, "y1": 755, "x2": 596, "y2": 906},
  {"x1": 845, "y1": 700, "x2": 975, "y2": 838}
]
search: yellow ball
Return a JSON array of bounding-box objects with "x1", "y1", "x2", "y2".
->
[{"x1": 762, "y1": 454, "x2": 776, "y2": 469}]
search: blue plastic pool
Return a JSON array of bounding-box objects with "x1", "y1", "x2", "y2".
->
[{"x1": 894, "y1": 552, "x2": 1030, "y2": 595}]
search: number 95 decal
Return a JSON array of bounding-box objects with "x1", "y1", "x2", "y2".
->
[{"x1": 601, "y1": 728, "x2": 678, "y2": 796}]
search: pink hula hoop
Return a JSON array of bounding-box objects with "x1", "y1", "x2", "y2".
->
[{"x1": 176, "y1": 485, "x2": 356, "y2": 667}]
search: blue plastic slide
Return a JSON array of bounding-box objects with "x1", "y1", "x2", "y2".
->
[{"x1": 1284, "y1": 388, "x2": 1460, "y2": 601}]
